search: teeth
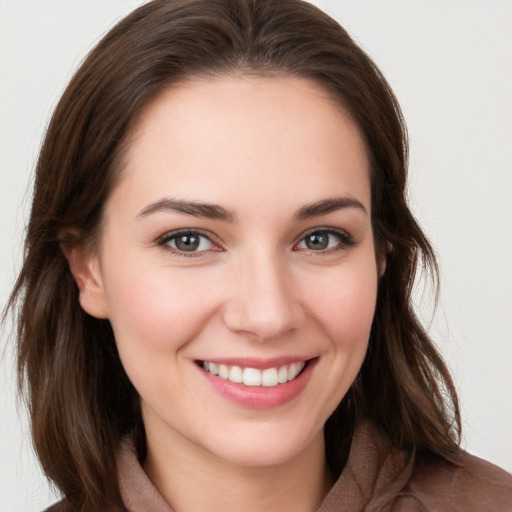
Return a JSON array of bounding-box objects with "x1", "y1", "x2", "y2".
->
[
  {"x1": 243, "y1": 368, "x2": 261, "y2": 386},
  {"x1": 218, "y1": 364, "x2": 229, "y2": 379},
  {"x1": 278, "y1": 365, "x2": 288, "y2": 384},
  {"x1": 261, "y1": 368, "x2": 278, "y2": 387},
  {"x1": 289, "y1": 362, "x2": 299, "y2": 380},
  {"x1": 202, "y1": 361, "x2": 305, "y2": 387},
  {"x1": 229, "y1": 365, "x2": 243, "y2": 383}
]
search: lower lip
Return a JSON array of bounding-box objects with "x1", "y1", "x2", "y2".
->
[{"x1": 197, "y1": 359, "x2": 317, "y2": 409}]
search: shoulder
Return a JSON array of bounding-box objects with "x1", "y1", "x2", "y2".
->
[
  {"x1": 42, "y1": 500, "x2": 128, "y2": 512},
  {"x1": 398, "y1": 451, "x2": 512, "y2": 511},
  {"x1": 325, "y1": 421, "x2": 512, "y2": 512},
  {"x1": 42, "y1": 503, "x2": 63, "y2": 512}
]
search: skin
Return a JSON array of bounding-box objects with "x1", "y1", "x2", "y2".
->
[{"x1": 67, "y1": 76, "x2": 383, "y2": 512}]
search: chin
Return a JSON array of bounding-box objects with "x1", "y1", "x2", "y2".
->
[{"x1": 200, "y1": 424, "x2": 324, "y2": 468}]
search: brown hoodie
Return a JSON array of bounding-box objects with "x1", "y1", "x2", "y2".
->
[{"x1": 116, "y1": 421, "x2": 512, "y2": 512}]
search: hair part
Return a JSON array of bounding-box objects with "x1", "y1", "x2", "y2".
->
[{"x1": 7, "y1": 0, "x2": 460, "y2": 509}]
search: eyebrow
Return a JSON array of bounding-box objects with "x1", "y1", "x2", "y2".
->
[
  {"x1": 294, "y1": 197, "x2": 368, "y2": 219},
  {"x1": 137, "y1": 195, "x2": 367, "y2": 222},
  {"x1": 137, "y1": 198, "x2": 237, "y2": 222}
]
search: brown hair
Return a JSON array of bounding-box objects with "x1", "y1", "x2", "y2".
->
[{"x1": 7, "y1": 0, "x2": 461, "y2": 509}]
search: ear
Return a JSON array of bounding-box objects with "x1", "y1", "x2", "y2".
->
[
  {"x1": 378, "y1": 241, "x2": 393, "y2": 278},
  {"x1": 378, "y1": 256, "x2": 387, "y2": 278},
  {"x1": 61, "y1": 241, "x2": 109, "y2": 319}
]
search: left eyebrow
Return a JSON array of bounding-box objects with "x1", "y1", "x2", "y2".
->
[{"x1": 294, "y1": 196, "x2": 368, "y2": 220}]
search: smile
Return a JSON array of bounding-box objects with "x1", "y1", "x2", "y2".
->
[
  {"x1": 202, "y1": 361, "x2": 306, "y2": 387},
  {"x1": 197, "y1": 357, "x2": 317, "y2": 408}
]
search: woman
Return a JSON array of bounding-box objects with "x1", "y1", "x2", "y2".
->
[{"x1": 6, "y1": 0, "x2": 511, "y2": 510}]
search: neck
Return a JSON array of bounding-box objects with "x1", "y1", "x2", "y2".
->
[{"x1": 143, "y1": 421, "x2": 333, "y2": 512}]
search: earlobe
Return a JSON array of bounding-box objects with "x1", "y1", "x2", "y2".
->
[
  {"x1": 61, "y1": 242, "x2": 109, "y2": 319},
  {"x1": 379, "y1": 256, "x2": 387, "y2": 278},
  {"x1": 378, "y1": 242, "x2": 393, "y2": 278}
]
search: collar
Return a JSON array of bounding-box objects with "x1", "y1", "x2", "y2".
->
[{"x1": 118, "y1": 421, "x2": 413, "y2": 512}]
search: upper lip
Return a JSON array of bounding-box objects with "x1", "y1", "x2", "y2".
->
[{"x1": 195, "y1": 356, "x2": 316, "y2": 370}]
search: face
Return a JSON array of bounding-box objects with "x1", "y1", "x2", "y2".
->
[{"x1": 76, "y1": 76, "x2": 381, "y2": 468}]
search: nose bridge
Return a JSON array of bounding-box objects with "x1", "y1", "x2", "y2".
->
[{"x1": 223, "y1": 246, "x2": 303, "y2": 340}]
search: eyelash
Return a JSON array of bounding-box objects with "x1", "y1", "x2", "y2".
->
[{"x1": 155, "y1": 227, "x2": 356, "y2": 257}]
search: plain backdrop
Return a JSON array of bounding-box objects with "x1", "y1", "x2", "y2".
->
[{"x1": 1, "y1": 1, "x2": 511, "y2": 510}]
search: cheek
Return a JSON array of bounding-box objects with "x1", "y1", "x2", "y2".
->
[
  {"x1": 100, "y1": 261, "x2": 225, "y2": 409},
  {"x1": 304, "y1": 259, "x2": 379, "y2": 346},
  {"x1": 101, "y1": 260, "x2": 219, "y2": 362},
  {"x1": 295, "y1": 258, "x2": 378, "y2": 420}
]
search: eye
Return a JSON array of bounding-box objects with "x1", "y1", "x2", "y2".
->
[
  {"x1": 157, "y1": 229, "x2": 217, "y2": 254},
  {"x1": 296, "y1": 229, "x2": 355, "y2": 252}
]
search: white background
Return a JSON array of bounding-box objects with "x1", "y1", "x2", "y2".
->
[{"x1": 1, "y1": 1, "x2": 511, "y2": 510}]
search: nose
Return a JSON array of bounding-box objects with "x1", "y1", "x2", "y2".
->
[{"x1": 222, "y1": 252, "x2": 305, "y2": 341}]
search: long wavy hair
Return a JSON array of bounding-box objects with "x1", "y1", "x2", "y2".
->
[{"x1": 7, "y1": 0, "x2": 460, "y2": 509}]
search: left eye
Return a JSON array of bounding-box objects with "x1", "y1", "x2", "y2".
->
[
  {"x1": 296, "y1": 230, "x2": 348, "y2": 251},
  {"x1": 160, "y1": 231, "x2": 215, "y2": 253}
]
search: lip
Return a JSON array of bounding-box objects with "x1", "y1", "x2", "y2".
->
[{"x1": 196, "y1": 357, "x2": 318, "y2": 409}]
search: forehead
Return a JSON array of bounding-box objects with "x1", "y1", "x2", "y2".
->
[{"x1": 111, "y1": 75, "x2": 371, "y2": 218}]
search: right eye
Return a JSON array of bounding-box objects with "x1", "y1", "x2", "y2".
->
[{"x1": 157, "y1": 230, "x2": 217, "y2": 255}]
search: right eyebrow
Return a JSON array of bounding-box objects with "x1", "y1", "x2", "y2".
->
[{"x1": 136, "y1": 198, "x2": 237, "y2": 222}]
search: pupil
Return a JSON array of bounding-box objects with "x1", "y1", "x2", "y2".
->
[
  {"x1": 176, "y1": 234, "x2": 199, "y2": 251},
  {"x1": 306, "y1": 233, "x2": 328, "y2": 250}
]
